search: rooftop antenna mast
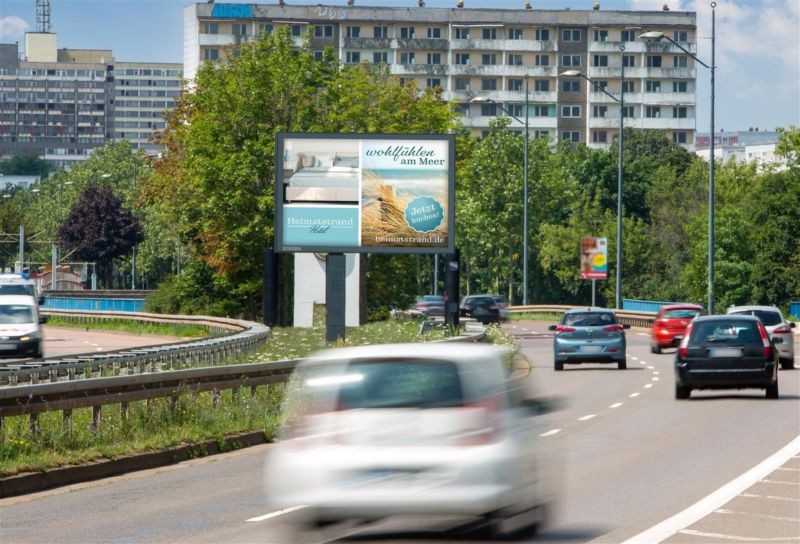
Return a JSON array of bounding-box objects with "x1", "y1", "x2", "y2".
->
[{"x1": 36, "y1": 0, "x2": 52, "y2": 33}]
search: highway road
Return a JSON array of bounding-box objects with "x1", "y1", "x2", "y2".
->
[{"x1": 0, "y1": 322, "x2": 798, "y2": 543}]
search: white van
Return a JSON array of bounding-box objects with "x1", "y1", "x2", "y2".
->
[
  {"x1": 0, "y1": 295, "x2": 47, "y2": 359},
  {"x1": 0, "y1": 274, "x2": 44, "y2": 305}
]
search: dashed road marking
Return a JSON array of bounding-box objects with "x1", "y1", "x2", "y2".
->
[
  {"x1": 676, "y1": 529, "x2": 798, "y2": 541},
  {"x1": 631, "y1": 356, "x2": 639, "y2": 361},
  {"x1": 629, "y1": 392, "x2": 640, "y2": 398},
  {"x1": 740, "y1": 493, "x2": 800, "y2": 502},
  {"x1": 247, "y1": 505, "x2": 306, "y2": 522},
  {"x1": 653, "y1": 371, "x2": 660, "y2": 375},
  {"x1": 610, "y1": 402, "x2": 623, "y2": 408},
  {"x1": 639, "y1": 361, "x2": 647, "y2": 365},
  {"x1": 714, "y1": 509, "x2": 800, "y2": 523},
  {"x1": 578, "y1": 414, "x2": 596, "y2": 421},
  {"x1": 760, "y1": 479, "x2": 797, "y2": 485},
  {"x1": 644, "y1": 384, "x2": 653, "y2": 389},
  {"x1": 539, "y1": 429, "x2": 561, "y2": 437},
  {"x1": 652, "y1": 377, "x2": 660, "y2": 381}
]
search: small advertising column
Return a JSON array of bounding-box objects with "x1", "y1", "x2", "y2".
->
[{"x1": 580, "y1": 236, "x2": 608, "y2": 306}]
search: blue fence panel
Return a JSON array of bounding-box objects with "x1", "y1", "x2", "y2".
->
[
  {"x1": 43, "y1": 297, "x2": 146, "y2": 313},
  {"x1": 622, "y1": 299, "x2": 678, "y2": 313},
  {"x1": 790, "y1": 302, "x2": 800, "y2": 320}
]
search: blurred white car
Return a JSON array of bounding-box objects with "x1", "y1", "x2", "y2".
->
[
  {"x1": 727, "y1": 305, "x2": 796, "y2": 369},
  {"x1": 264, "y1": 343, "x2": 557, "y2": 539}
]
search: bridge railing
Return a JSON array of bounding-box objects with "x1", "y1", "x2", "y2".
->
[{"x1": 509, "y1": 304, "x2": 656, "y2": 328}]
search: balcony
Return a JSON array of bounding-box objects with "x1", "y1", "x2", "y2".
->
[
  {"x1": 586, "y1": 66, "x2": 650, "y2": 79},
  {"x1": 640, "y1": 40, "x2": 698, "y2": 55},
  {"x1": 642, "y1": 92, "x2": 696, "y2": 105},
  {"x1": 450, "y1": 39, "x2": 557, "y2": 52},
  {"x1": 389, "y1": 64, "x2": 449, "y2": 76},
  {"x1": 395, "y1": 38, "x2": 449, "y2": 50},
  {"x1": 449, "y1": 65, "x2": 556, "y2": 78},
  {"x1": 460, "y1": 115, "x2": 557, "y2": 129},
  {"x1": 199, "y1": 33, "x2": 235, "y2": 47},
  {"x1": 639, "y1": 117, "x2": 696, "y2": 130},
  {"x1": 644, "y1": 67, "x2": 696, "y2": 79},
  {"x1": 343, "y1": 37, "x2": 392, "y2": 49}
]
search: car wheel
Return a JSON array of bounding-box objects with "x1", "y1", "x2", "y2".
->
[
  {"x1": 653, "y1": 344, "x2": 661, "y2": 354},
  {"x1": 554, "y1": 360, "x2": 563, "y2": 371},
  {"x1": 779, "y1": 358, "x2": 794, "y2": 370},
  {"x1": 675, "y1": 384, "x2": 691, "y2": 399},
  {"x1": 34, "y1": 350, "x2": 43, "y2": 359},
  {"x1": 766, "y1": 381, "x2": 779, "y2": 399},
  {"x1": 617, "y1": 360, "x2": 627, "y2": 370}
]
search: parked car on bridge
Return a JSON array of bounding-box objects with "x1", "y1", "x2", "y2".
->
[
  {"x1": 548, "y1": 308, "x2": 630, "y2": 371},
  {"x1": 726, "y1": 305, "x2": 795, "y2": 369},
  {"x1": 650, "y1": 304, "x2": 705, "y2": 354},
  {"x1": 265, "y1": 343, "x2": 558, "y2": 539},
  {"x1": 675, "y1": 314, "x2": 780, "y2": 399}
]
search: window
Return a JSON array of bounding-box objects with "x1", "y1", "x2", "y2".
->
[
  {"x1": 646, "y1": 80, "x2": 661, "y2": 92},
  {"x1": 313, "y1": 50, "x2": 324, "y2": 60},
  {"x1": 258, "y1": 23, "x2": 273, "y2": 36},
  {"x1": 428, "y1": 27, "x2": 442, "y2": 39},
  {"x1": 426, "y1": 78, "x2": 441, "y2": 88},
  {"x1": 481, "y1": 78, "x2": 498, "y2": 91},
  {"x1": 455, "y1": 27, "x2": 470, "y2": 39},
  {"x1": 674, "y1": 30, "x2": 688, "y2": 42},
  {"x1": 533, "y1": 105, "x2": 550, "y2": 116},
  {"x1": 455, "y1": 78, "x2": 470, "y2": 91},
  {"x1": 455, "y1": 53, "x2": 470, "y2": 65},
  {"x1": 456, "y1": 104, "x2": 469, "y2": 116},
  {"x1": 673, "y1": 56, "x2": 688, "y2": 68},
  {"x1": 562, "y1": 29, "x2": 581, "y2": 42},
  {"x1": 508, "y1": 79, "x2": 523, "y2": 91},
  {"x1": 534, "y1": 79, "x2": 549, "y2": 92},
  {"x1": 346, "y1": 51, "x2": 361, "y2": 63},
  {"x1": 536, "y1": 28, "x2": 550, "y2": 41},
  {"x1": 204, "y1": 48, "x2": 219, "y2": 61},
  {"x1": 508, "y1": 54, "x2": 523, "y2": 66},
  {"x1": 622, "y1": 81, "x2": 634, "y2": 93},
  {"x1": 561, "y1": 131, "x2": 580, "y2": 143},
  {"x1": 621, "y1": 30, "x2": 636, "y2": 42},
  {"x1": 400, "y1": 27, "x2": 415, "y2": 39},
  {"x1": 508, "y1": 28, "x2": 523, "y2": 39},
  {"x1": 673, "y1": 131, "x2": 688, "y2": 143},
  {"x1": 561, "y1": 105, "x2": 580, "y2": 118},
  {"x1": 621, "y1": 105, "x2": 634, "y2": 118},
  {"x1": 592, "y1": 130, "x2": 608, "y2": 143},
  {"x1": 535, "y1": 130, "x2": 550, "y2": 138},
  {"x1": 561, "y1": 55, "x2": 581, "y2": 67},
  {"x1": 481, "y1": 130, "x2": 490, "y2": 138},
  {"x1": 535, "y1": 54, "x2": 550, "y2": 66},
  {"x1": 427, "y1": 53, "x2": 441, "y2": 64},
  {"x1": 346, "y1": 26, "x2": 360, "y2": 38},
  {"x1": 673, "y1": 106, "x2": 688, "y2": 118},
  {"x1": 232, "y1": 23, "x2": 247, "y2": 36},
  {"x1": 400, "y1": 52, "x2": 415, "y2": 64},
  {"x1": 593, "y1": 55, "x2": 608, "y2": 67},
  {"x1": 202, "y1": 22, "x2": 219, "y2": 34},
  {"x1": 594, "y1": 30, "x2": 608, "y2": 42},
  {"x1": 645, "y1": 105, "x2": 661, "y2": 118},
  {"x1": 562, "y1": 80, "x2": 580, "y2": 92},
  {"x1": 623, "y1": 54, "x2": 635, "y2": 67},
  {"x1": 373, "y1": 52, "x2": 388, "y2": 64},
  {"x1": 398, "y1": 78, "x2": 407, "y2": 86},
  {"x1": 482, "y1": 54, "x2": 497, "y2": 65},
  {"x1": 481, "y1": 103, "x2": 497, "y2": 116},
  {"x1": 593, "y1": 105, "x2": 608, "y2": 117},
  {"x1": 593, "y1": 80, "x2": 608, "y2": 91},
  {"x1": 291, "y1": 24, "x2": 303, "y2": 37},
  {"x1": 508, "y1": 104, "x2": 523, "y2": 117},
  {"x1": 314, "y1": 25, "x2": 333, "y2": 38},
  {"x1": 482, "y1": 28, "x2": 497, "y2": 39},
  {"x1": 673, "y1": 81, "x2": 688, "y2": 93},
  {"x1": 373, "y1": 26, "x2": 388, "y2": 38},
  {"x1": 647, "y1": 55, "x2": 662, "y2": 68}
]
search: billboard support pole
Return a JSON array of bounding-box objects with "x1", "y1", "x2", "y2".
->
[
  {"x1": 592, "y1": 279, "x2": 596, "y2": 307},
  {"x1": 262, "y1": 247, "x2": 278, "y2": 326},
  {"x1": 445, "y1": 248, "x2": 460, "y2": 328},
  {"x1": 326, "y1": 253, "x2": 346, "y2": 343}
]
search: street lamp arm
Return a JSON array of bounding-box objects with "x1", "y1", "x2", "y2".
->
[
  {"x1": 661, "y1": 35, "x2": 711, "y2": 69},
  {"x1": 470, "y1": 96, "x2": 524, "y2": 125},
  {"x1": 581, "y1": 74, "x2": 621, "y2": 103}
]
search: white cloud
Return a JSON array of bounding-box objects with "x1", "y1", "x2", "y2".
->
[{"x1": 0, "y1": 16, "x2": 29, "y2": 42}]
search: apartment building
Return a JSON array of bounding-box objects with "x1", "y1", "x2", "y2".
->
[
  {"x1": 0, "y1": 33, "x2": 181, "y2": 168},
  {"x1": 184, "y1": 2, "x2": 697, "y2": 147}
]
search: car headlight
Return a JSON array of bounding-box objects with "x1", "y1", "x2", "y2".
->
[{"x1": 20, "y1": 336, "x2": 32, "y2": 341}]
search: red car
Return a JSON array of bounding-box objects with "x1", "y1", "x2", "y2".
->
[{"x1": 650, "y1": 304, "x2": 705, "y2": 354}]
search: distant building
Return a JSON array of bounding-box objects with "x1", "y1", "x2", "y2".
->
[
  {"x1": 0, "y1": 174, "x2": 40, "y2": 191},
  {"x1": 695, "y1": 130, "x2": 785, "y2": 168},
  {"x1": 0, "y1": 33, "x2": 181, "y2": 168},
  {"x1": 184, "y1": 2, "x2": 698, "y2": 148}
]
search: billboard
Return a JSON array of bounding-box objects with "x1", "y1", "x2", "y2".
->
[
  {"x1": 580, "y1": 236, "x2": 608, "y2": 280},
  {"x1": 275, "y1": 133, "x2": 455, "y2": 254}
]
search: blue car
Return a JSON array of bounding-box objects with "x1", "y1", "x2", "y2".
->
[{"x1": 548, "y1": 308, "x2": 630, "y2": 371}]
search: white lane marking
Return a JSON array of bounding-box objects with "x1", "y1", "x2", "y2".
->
[
  {"x1": 610, "y1": 402, "x2": 623, "y2": 408},
  {"x1": 677, "y1": 529, "x2": 799, "y2": 542},
  {"x1": 620, "y1": 434, "x2": 800, "y2": 544},
  {"x1": 96, "y1": 347, "x2": 103, "y2": 351},
  {"x1": 653, "y1": 371, "x2": 660, "y2": 375},
  {"x1": 247, "y1": 505, "x2": 306, "y2": 522},
  {"x1": 775, "y1": 467, "x2": 800, "y2": 472},
  {"x1": 760, "y1": 479, "x2": 798, "y2": 485},
  {"x1": 740, "y1": 493, "x2": 800, "y2": 502},
  {"x1": 639, "y1": 361, "x2": 647, "y2": 365},
  {"x1": 714, "y1": 508, "x2": 800, "y2": 523},
  {"x1": 629, "y1": 392, "x2": 640, "y2": 398},
  {"x1": 539, "y1": 429, "x2": 561, "y2": 437},
  {"x1": 652, "y1": 377, "x2": 660, "y2": 381},
  {"x1": 637, "y1": 332, "x2": 648, "y2": 336},
  {"x1": 631, "y1": 356, "x2": 639, "y2": 361},
  {"x1": 578, "y1": 414, "x2": 596, "y2": 421},
  {"x1": 644, "y1": 384, "x2": 653, "y2": 389}
]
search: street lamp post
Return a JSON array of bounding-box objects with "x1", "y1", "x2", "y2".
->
[
  {"x1": 561, "y1": 49, "x2": 625, "y2": 309},
  {"x1": 640, "y1": 1, "x2": 716, "y2": 312},
  {"x1": 470, "y1": 91, "x2": 530, "y2": 305}
]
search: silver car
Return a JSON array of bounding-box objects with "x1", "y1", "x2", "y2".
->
[
  {"x1": 264, "y1": 343, "x2": 557, "y2": 539},
  {"x1": 726, "y1": 305, "x2": 796, "y2": 369},
  {"x1": 548, "y1": 308, "x2": 630, "y2": 370}
]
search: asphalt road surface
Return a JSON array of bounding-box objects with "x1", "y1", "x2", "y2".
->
[{"x1": 0, "y1": 322, "x2": 798, "y2": 544}]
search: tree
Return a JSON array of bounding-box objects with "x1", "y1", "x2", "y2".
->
[
  {"x1": 0, "y1": 153, "x2": 54, "y2": 178},
  {"x1": 58, "y1": 185, "x2": 144, "y2": 288}
]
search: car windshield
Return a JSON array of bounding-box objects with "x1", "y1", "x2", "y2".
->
[
  {"x1": 0, "y1": 285, "x2": 35, "y2": 297},
  {"x1": 468, "y1": 297, "x2": 494, "y2": 307},
  {"x1": 0, "y1": 305, "x2": 34, "y2": 324},
  {"x1": 691, "y1": 321, "x2": 759, "y2": 344},
  {"x1": 490, "y1": 295, "x2": 507, "y2": 305},
  {"x1": 664, "y1": 309, "x2": 701, "y2": 319},
  {"x1": 730, "y1": 310, "x2": 781, "y2": 326},
  {"x1": 563, "y1": 312, "x2": 615, "y2": 327},
  {"x1": 420, "y1": 296, "x2": 443, "y2": 303}
]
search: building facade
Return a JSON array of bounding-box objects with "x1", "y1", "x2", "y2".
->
[
  {"x1": 184, "y1": 2, "x2": 697, "y2": 147},
  {"x1": 695, "y1": 130, "x2": 786, "y2": 168},
  {"x1": 0, "y1": 33, "x2": 181, "y2": 168}
]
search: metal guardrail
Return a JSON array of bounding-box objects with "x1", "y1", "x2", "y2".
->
[{"x1": 509, "y1": 304, "x2": 656, "y2": 328}]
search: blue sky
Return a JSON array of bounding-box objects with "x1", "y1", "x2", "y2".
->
[{"x1": 1, "y1": 0, "x2": 798, "y2": 133}]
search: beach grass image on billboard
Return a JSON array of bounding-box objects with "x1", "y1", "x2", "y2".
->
[{"x1": 275, "y1": 133, "x2": 454, "y2": 254}]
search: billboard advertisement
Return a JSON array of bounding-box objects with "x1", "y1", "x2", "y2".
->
[
  {"x1": 275, "y1": 133, "x2": 455, "y2": 254},
  {"x1": 580, "y1": 236, "x2": 608, "y2": 280}
]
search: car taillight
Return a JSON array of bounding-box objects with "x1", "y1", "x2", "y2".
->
[
  {"x1": 603, "y1": 324, "x2": 624, "y2": 333},
  {"x1": 678, "y1": 323, "x2": 693, "y2": 358},
  {"x1": 464, "y1": 305, "x2": 472, "y2": 311},
  {"x1": 556, "y1": 326, "x2": 576, "y2": 333},
  {"x1": 772, "y1": 325, "x2": 791, "y2": 334},
  {"x1": 489, "y1": 305, "x2": 499, "y2": 310},
  {"x1": 458, "y1": 397, "x2": 500, "y2": 445},
  {"x1": 757, "y1": 323, "x2": 773, "y2": 359},
  {"x1": 655, "y1": 319, "x2": 666, "y2": 327}
]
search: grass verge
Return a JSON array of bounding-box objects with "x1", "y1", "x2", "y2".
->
[
  {"x1": 509, "y1": 312, "x2": 563, "y2": 323},
  {"x1": 46, "y1": 316, "x2": 209, "y2": 338}
]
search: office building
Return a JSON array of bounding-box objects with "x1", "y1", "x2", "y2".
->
[{"x1": 184, "y1": 2, "x2": 697, "y2": 147}]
